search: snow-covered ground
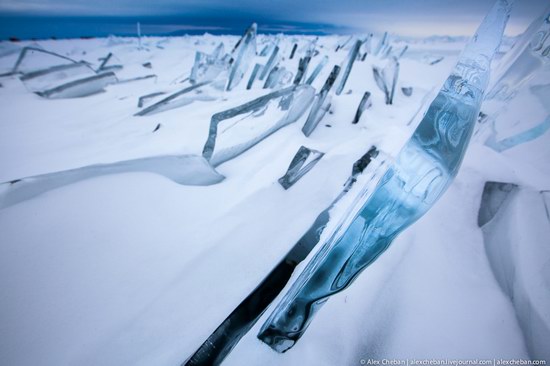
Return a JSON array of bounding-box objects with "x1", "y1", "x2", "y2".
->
[{"x1": 0, "y1": 31, "x2": 548, "y2": 366}]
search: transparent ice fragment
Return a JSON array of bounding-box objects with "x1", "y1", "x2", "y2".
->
[
  {"x1": 190, "y1": 43, "x2": 228, "y2": 85},
  {"x1": 335, "y1": 40, "x2": 362, "y2": 95},
  {"x1": 134, "y1": 82, "x2": 212, "y2": 116},
  {"x1": 352, "y1": 91, "x2": 372, "y2": 124},
  {"x1": 305, "y1": 55, "x2": 328, "y2": 85},
  {"x1": 373, "y1": 57, "x2": 399, "y2": 104},
  {"x1": 258, "y1": 0, "x2": 511, "y2": 352},
  {"x1": 202, "y1": 85, "x2": 315, "y2": 166},
  {"x1": 278, "y1": 146, "x2": 324, "y2": 189},
  {"x1": 485, "y1": 115, "x2": 550, "y2": 152},
  {"x1": 20, "y1": 61, "x2": 95, "y2": 92},
  {"x1": 302, "y1": 65, "x2": 340, "y2": 136},
  {"x1": 36, "y1": 72, "x2": 118, "y2": 99},
  {"x1": 486, "y1": 3, "x2": 550, "y2": 100},
  {"x1": 137, "y1": 91, "x2": 166, "y2": 108},
  {"x1": 227, "y1": 23, "x2": 257, "y2": 91},
  {"x1": 0, "y1": 155, "x2": 224, "y2": 210},
  {"x1": 477, "y1": 181, "x2": 518, "y2": 227},
  {"x1": 97, "y1": 52, "x2": 123, "y2": 72},
  {"x1": 293, "y1": 56, "x2": 311, "y2": 85},
  {"x1": 259, "y1": 45, "x2": 279, "y2": 81},
  {"x1": 247, "y1": 63, "x2": 262, "y2": 90}
]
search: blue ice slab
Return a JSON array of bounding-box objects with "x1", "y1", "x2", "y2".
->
[{"x1": 258, "y1": 0, "x2": 512, "y2": 352}]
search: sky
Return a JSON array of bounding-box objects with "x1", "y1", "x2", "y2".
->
[{"x1": 0, "y1": 0, "x2": 548, "y2": 39}]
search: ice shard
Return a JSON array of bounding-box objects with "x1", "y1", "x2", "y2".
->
[
  {"x1": 202, "y1": 85, "x2": 315, "y2": 166},
  {"x1": 0, "y1": 155, "x2": 224, "y2": 210},
  {"x1": 401, "y1": 87, "x2": 413, "y2": 96},
  {"x1": 396, "y1": 45, "x2": 409, "y2": 60},
  {"x1": 302, "y1": 65, "x2": 340, "y2": 137},
  {"x1": 10, "y1": 46, "x2": 81, "y2": 75},
  {"x1": 134, "y1": 82, "x2": 212, "y2": 116},
  {"x1": 227, "y1": 23, "x2": 257, "y2": 91},
  {"x1": 36, "y1": 72, "x2": 117, "y2": 99},
  {"x1": 278, "y1": 146, "x2": 325, "y2": 189},
  {"x1": 305, "y1": 55, "x2": 328, "y2": 85},
  {"x1": 184, "y1": 147, "x2": 378, "y2": 366},
  {"x1": 258, "y1": 0, "x2": 511, "y2": 352},
  {"x1": 246, "y1": 63, "x2": 262, "y2": 89},
  {"x1": 259, "y1": 46, "x2": 279, "y2": 81},
  {"x1": 477, "y1": 181, "x2": 518, "y2": 227},
  {"x1": 97, "y1": 52, "x2": 123, "y2": 72},
  {"x1": 137, "y1": 91, "x2": 166, "y2": 108},
  {"x1": 334, "y1": 40, "x2": 362, "y2": 95},
  {"x1": 351, "y1": 91, "x2": 372, "y2": 124},
  {"x1": 374, "y1": 32, "x2": 388, "y2": 56},
  {"x1": 429, "y1": 56, "x2": 444, "y2": 65},
  {"x1": 373, "y1": 57, "x2": 399, "y2": 104},
  {"x1": 190, "y1": 43, "x2": 228, "y2": 85},
  {"x1": 485, "y1": 115, "x2": 550, "y2": 152},
  {"x1": 289, "y1": 43, "x2": 298, "y2": 59},
  {"x1": 486, "y1": 3, "x2": 550, "y2": 100},
  {"x1": 19, "y1": 61, "x2": 95, "y2": 92},
  {"x1": 293, "y1": 56, "x2": 311, "y2": 85}
]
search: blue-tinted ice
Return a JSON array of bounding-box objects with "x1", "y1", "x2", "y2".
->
[{"x1": 258, "y1": 0, "x2": 511, "y2": 352}]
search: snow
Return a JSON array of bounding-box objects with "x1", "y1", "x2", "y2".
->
[{"x1": 0, "y1": 31, "x2": 548, "y2": 365}]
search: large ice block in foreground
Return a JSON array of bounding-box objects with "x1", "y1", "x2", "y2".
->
[
  {"x1": 184, "y1": 147, "x2": 379, "y2": 366},
  {"x1": 258, "y1": 0, "x2": 511, "y2": 352},
  {"x1": 478, "y1": 182, "x2": 550, "y2": 362},
  {"x1": 0, "y1": 155, "x2": 224, "y2": 210},
  {"x1": 202, "y1": 85, "x2": 315, "y2": 166}
]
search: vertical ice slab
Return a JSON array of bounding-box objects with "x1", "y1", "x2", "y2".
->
[
  {"x1": 334, "y1": 40, "x2": 362, "y2": 95},
  {"x1": 190, "y1": 43, "x2": 228, "y2": 85},
  {"x1": 302, "y1": 65, "x2": 340, "y2": 137},
  {"x1": 278, "y1": 146, "x2": 325, "y2": 189},
  {"x1": 227, "y1": 23, "x2": 257, "y2": 91},
  {"x1": 202, "y1": 85, "x2": 315, "y2": 166},
  {"x1": 246, "y1": 63, "x2": 262, "y2": 89},
  {"x1": 351, "y1": 91, "x2": 372, "y2": 124},
  {"x1": 373, "y1": 57, "x2": 399, "y2": 104},
  {"x1": 486, "y1": 4, "x2": 550, "y2": 100},
  {"x1": 258, "y1": 0, "x2": 511, "y2": 352},
  {"x1": 305, "y1": 55, "x2": 328, "y2": 85},
  {"x1": 293, "y1": 56, "x2": 311, "y2": 85},
  {"x1": 259, "y1": 45, "x2": 279, "y2": 81}
]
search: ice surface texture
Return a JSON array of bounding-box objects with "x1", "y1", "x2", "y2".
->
[
  {"x1": 479, "y1": 182, "x2": 550, "y2": 361},
  {"x1": 487, "y1": 3, "x2": 550, "y2": 100},
  {"x1": 202, "y1": 85, "x2": 315, "y2": 167},
  {"x1": 278, "y1": 146, "x2": 324, "y2": 189},
  {"x1": 0, "y1": 155, "x2": 224, "y2": 210},
  {"x1": 258, "y1": 0, "x2": 511, "y2": 352}
]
